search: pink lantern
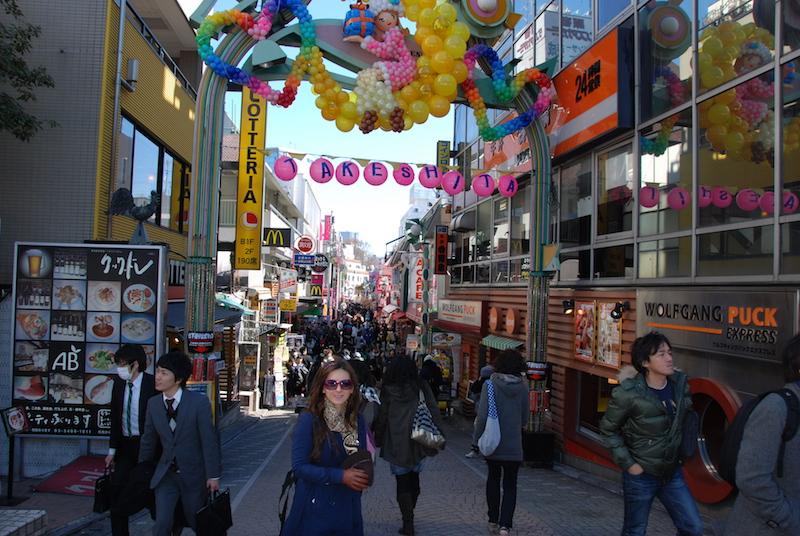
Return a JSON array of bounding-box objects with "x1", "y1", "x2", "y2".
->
[
  {"x1": 639, "y1": 186, "x2": 659, "y2": 208},
  {"x1": 418, "y1": 165, "x2": 441, "y2": 188},
  {"x1": 310, "y1": 158, "x2": 334, "y2": 183},
  {"x1": 498, "y1": 175, "x2": 518, "y2": 197},
  {"x1": 274, "y1": 156, "x2": 298, "y2": 181},
  {"x1": 441, "y1": 171, "x2": 465, "y2": 195},
  {"x1": 393, "y1": 164, "x2": 415, "y2": 186},
  {"x1": 472, "y1": 173, "x2": 495, "y2": 197},
  {"x1": 784, "y1": 190, "x2": 800, "y2": 214},
  {"x1": 667, "y1": 187, "x2": 690, "y2": 210},
  {"x1": 735, "y1": 188, "x2": 760, "y2": 212},
  {"x1": 711, "y1": 186, "x2": 733, "y2": 208},
  {"x1": 335, "y1": 160, "x2": 360, "y2": 185},
  {"x1": 364, "y1": 162, "x2": 388, "y2": 186},
  {"x1": 759, "y1": 191, "x2": 775, "y2": 214},
  {"x1": 698, "y1": 186, "x2": 712, "y2": 208}
]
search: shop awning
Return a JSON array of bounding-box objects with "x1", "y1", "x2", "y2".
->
[
  {"x1": 167, "y1": 301, "x2": 246, "y2": 331},
  {"x1": 481, "y1": 335, "x2": 524, "y2": 350}
]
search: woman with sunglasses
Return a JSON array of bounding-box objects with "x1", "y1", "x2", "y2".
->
[{"x1": 282, "y1": 359, "x2": 370, "y2": 536}]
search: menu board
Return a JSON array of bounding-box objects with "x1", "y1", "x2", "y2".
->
[{"x1": 11, "y1": 243, "x2": 167, "y2": 436}]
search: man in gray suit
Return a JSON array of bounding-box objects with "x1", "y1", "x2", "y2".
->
[{"x1": 139, "y1": 351, "x2": 222, "y2": 536}]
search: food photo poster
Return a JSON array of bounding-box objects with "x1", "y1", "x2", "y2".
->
[{"x1": 574, "y1": 301, "x2": 596, "y2": 363}]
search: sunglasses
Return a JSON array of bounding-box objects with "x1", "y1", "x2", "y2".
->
[{"x1": 323, "y1": 379, "x2": 354, "y2": 391}]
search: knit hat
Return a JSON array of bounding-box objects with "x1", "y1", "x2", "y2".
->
[
  {"x1": 368, "y1": 0, "x2": 403, "y2": 16},
  {"x1": 480, "y1": 365, "x2": 494, "y2": 378}
]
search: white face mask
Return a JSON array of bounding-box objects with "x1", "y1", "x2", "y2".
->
[{"x1": 117, "y1": 365, "x2": 132, "y2": 381}]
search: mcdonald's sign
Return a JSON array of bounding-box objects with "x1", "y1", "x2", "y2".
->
[
  {"x1": 263, "y1": 228, "x2": 291, "y2": 247},
  {"x1": 309, "y1": 284, "x2": 323, "y2": 297}
]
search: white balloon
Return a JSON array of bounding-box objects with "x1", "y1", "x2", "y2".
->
[{"x1": 477, "y1": 0, "x2": 497, "y2": 11}]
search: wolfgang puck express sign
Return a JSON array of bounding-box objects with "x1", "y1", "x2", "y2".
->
[{"x1": 637, "y1": 289, "x2": 798, "y2": 362}]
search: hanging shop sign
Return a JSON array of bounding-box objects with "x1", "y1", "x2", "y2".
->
[
  {"x1": 263, "y1": 227, "x2": 291, "y2": 247},
  {"x1": 311, "y1": 254, "x2": 330, "y2": 273},
  {"x1": 293, "y1": 254, "x2": 314, "y2": 266},
  {"x1": 436, "y1": 141, "x2": 451, "y2": 169},
  {"x1": 637, "y1": 289, "x2": 799, "y2": 363},
  {"x1": 434, "y1": 225, "x2": 448, "y2": 275},
  {"x1": 295, "y1": 235, "x2": 316, "y2": 254},
  {"x1": 546, "y1": 27, "x2": 633, "y2": 158},
  {"x1": 438, "y1": 299, "x2": 482, "y2": 328},
  {"x1": 187, "y1": 331, "x2": 214, "y2": 354},
  {"x1": 261, "y1": 299, "x2": 279, "y2": 323},
  {"x1": 279, "y1": 268, "x2": 297, "y2": 293},
  {"x1": 279, "y1": 298, "x2": 298, "y2": 312},
  {"x1": 235, "y1": 88, "x2": 267, "y2": 269},
  {"x1": 11, "y1": 242, "x2": 167, "y2": 436},
  {"x1": 407, "y1": 253, "x2": 424, "y2": 305},
  {"x1": 309, "y1": 284, "x2": 323, "y2": 297}
]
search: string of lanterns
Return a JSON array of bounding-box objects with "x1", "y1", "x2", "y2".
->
[{"x1": 639, "y1": 185, "x2": 799, "y2": 213}]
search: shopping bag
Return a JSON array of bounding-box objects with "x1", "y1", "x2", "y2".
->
[
  {"x1": 93, "y1": 469, "x2": 112, "y2": 513},
  {"x1": 410, "y1": 390, "x2": 446, "y2": 450},
  {"x1": 195, "y1": 489, "x2": 233, "y2": 536},
  {"x1": 478, "y1": 380, "x2": 501, "y2": 457}
]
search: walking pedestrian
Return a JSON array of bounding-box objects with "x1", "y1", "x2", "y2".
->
[
  {"x1": 721, "y1": 333, "x2": 800, "y2": 535},
  {"x1": 420, "y1": 355, "x2": 443, "y2": 399},
  {"x1": 282, "y1": 359, "x2": 370, "y2": 536},
  {"x1": 473, "y1": 350, "x2": 528, "y2": 536},
  {"x1": 599, "y1": 332, "x2": 703, "y2": 536},
  {"x1": 373, "y1": 357, "x2": 444, "y2": 535}
]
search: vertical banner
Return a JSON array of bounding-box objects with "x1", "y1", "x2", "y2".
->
[
  {"x1": 407, "y1": 252, "x2": 424, "y2": 304},
  {"x1": 434, "y1": 225, "x2": 448, "y2": 275},
  {"x1": 235, "y1": 88, "x2": 267, "y2": 269},
  {"x1": 436, "y1": 140, "x2": 450, "y2": 169},
  {"x1": 323, "y1": 215, "x2": 332, "y2": 241}
]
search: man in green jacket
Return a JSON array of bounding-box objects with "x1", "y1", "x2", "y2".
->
[{"x1": 599, "y1": 332, "x2": 703, "y2": 536}]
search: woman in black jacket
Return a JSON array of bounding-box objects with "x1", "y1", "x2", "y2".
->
[{"x1": 373, "y1": 357, "x2": 444, "y2": 535}]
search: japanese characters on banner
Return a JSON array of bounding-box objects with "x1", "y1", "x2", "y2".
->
[
  {"x1": 235, "y1": 88, "x2": 267, "y2": 269},
  {"x1": 434, "y1": 225, "x2": 448, "y2": 275},
  {"x1": 406, "y1": 252, "x2": 424, "y2": 305},
  {"x1": 11, "y1": 243, "x2": 167, "y2": 436}
]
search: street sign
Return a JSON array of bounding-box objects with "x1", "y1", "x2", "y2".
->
[
  {"x1": 263, "y1": 228, "x2": 291, "y2": 247},
  {"x1": 311, "y1": 253, "x2": 329, "y2": 273},
  {"x1": 293, "y1": 254, "x2": 314, "y2": 266},
  {"x1": 295, "y1": 235, "x2": 315, "y2": 254}
]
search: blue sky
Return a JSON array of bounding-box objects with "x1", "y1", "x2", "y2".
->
[{"x1": 178, "y1": 0, "x2": 454, "y2": 253}]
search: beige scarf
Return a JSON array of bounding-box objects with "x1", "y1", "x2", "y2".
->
[{"x1": 324, "y1": 399, "x2": 359, "y2": 455}]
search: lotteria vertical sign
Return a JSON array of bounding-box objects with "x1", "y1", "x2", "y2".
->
[{"x1": 235, "y1": 88, "x2": 267, "y2": 269}]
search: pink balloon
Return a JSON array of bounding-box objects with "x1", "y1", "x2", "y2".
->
[
  {"x1": 335, "y1": 160, "x2": 360, "y2": 185},
  {"x1": 498, "y1": 175, "x2": 518, "y2": 197},
  {"x1": 711, "y1": 186, "x2": 732, "y2": 208},
  {"x1": 472, "y1": 173, "x2": 495, "y2": 197},
  {"x1": 639, "y1": 186, "x2": 659, "y2": 208},
  {"x1": 364, "y1": 162, "x2": 388, "y2": 186},
  {"x1": 310, "y1": 158, "x2": 334, "y2": 183},
  {"x1": 783, "y1": 190, "x2": 799, "y2": 214},
  {"x1": 735, "y1": 188, "x2": 760, "y2": 212},
  {"x1": 667, "y1": 187, "x2": 690, "y2": 210},
  {"x1": 698, "y1": 186, "x2": 712, "y2": 208},
  {"x1": 393, "y1": 164, "x2": 415, "y2": 186},
  {"x1": 418, "y1": 165, "x2": 441, "y2": 188},
  {"x1": 274, "y1": 156, "x2": 298, "y2": 181},
  {"x1": 441, "y1": 171, "x2": 465, "y2": 195},
  {"x1": 759, "y1": 191, "x2": 775, "y2": 214}
]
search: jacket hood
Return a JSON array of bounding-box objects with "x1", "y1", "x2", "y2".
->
[
  {"x1": 618, "y1": 365, "x2": 638, "y2": 382},
  {"x1": 490, "y1": 373, "x2": 524, "y2": 395}
]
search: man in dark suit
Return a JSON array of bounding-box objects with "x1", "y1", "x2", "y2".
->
[
  {"x1": 105, "y1": 344, "x2": 156, "y2": 536},
  {"x1": 139, "y1": 351, "x2": 222, "y2": 536}
]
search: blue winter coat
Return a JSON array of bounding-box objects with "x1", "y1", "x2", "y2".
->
[{"x1": 282, "y1": 411, "x2": 366, "y2": 536}]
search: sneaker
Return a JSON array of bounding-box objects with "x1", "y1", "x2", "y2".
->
[
  {"x1": 466, "y1": 449, "x2": 481, "y2": 458},
  {"x1": 487, "y1": 522, "x2": 499, "y2": 535},
  {"x1": 499, "y1": 527, "x2": 510, "y2": 536}
]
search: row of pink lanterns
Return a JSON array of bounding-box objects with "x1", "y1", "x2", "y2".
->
[{"x1": 640, "y1": 185, "x2": 799, "y2": 214}]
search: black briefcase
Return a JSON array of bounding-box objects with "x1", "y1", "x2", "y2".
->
[
  {"x1": 195, "y1": 489, "x2": 232, "y2": 536},
  {"x1": 93, "y1": 469, "x2": 112, "y2": 513}
]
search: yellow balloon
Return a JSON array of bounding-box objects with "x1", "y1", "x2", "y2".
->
[
  {"x1": 400, "y1": 84, "x2": 421, "y2": 103},
  {"x1": 433, "y1": 73, "x2": 457, "y2": 96},
  {"x1": 448, "y1": 22, "x2": 471, "y2": 42},
  {"x1": 452, "y1": 61, "x2": 468, "y2": 83},
  {"x1": 379, "y1": 115, "x2": 392, "y2": 131},
  {"x1": 708, "y1": 103, "x2": 731, "y2": 125},
  {"x1": 435, "y1": 3, "x2": 457, "y2": 25},
  {"x1": 700, "y1": 65, "x2": 724, "y2": 88},
  {"x1": 418, "y1": 8, "x2": 436, "y2": 27},
  {"x1": 417, "y1": 55, "x2": 431, "y2": 71},
  {"x1": 340, "y1": 101, "x2": 358, "y2": 120},
  {"x1": 404, "y1": 116, "x2": 413, "y2": 130},
  {"x1": 702, "y1": 36, "x2": 723, "y2": 57},
  {"x1": 315, "y1": 96, "x2": 329, "y2": 110},
  {"x1": 321, "y1": 106, "x2": 338, "y2": 121},
  {"x1": 405, "y1": 3, "x2": 421, "y2": 21},
  {"x1": 706, "y1": 124, "x2": 727, "y2": 148},
  {"x1": 431, "y1": 50, "x2": 455, "y2": 73},
  {"x1": 429, "y1": 94, "x2": 450, "y2": 117},
  {"x1": 421, "y1": 35, "x2": 443, "y2": 56},
  {"x1": 697, "y1": 52, "x2": 712, "y2": 69},
  {"x1": 444, "y1": 35, "x2": 467, "y2": 58},
  {"x1": 336, "y1": 92, "x2": 349, "y2": 105},
  {"x1": 414, "y1": 25, "x2": 434, "y2": 45},
  {"x1": 419, "y1": 0, "x2": 436, "y2": 8},
  {"x1": 715, "y1": 89, "x2": 736, "y2": 105},
  {"x1": 336, "y1": 116, "x2": 355, "y2": 132},
  {"x1": 724, "y1": 131, "x2": 745, "y2": 152},
  {"x1": 419, "y1": 83, "x2": 433, "y2": 97},
  {"x1": 408, "y1": 100, "x2": 430, "y2": 124},
  {"x1": 349, "y1": 92, "x2": 358, "y2": 103}
]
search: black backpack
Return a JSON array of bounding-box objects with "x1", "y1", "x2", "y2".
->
[
  {"x1": 278, "y1": 469, "x2": 296, "y2": 533},
  {"x1": 718, "y1": 388, "x2": 800, "y2": 486}
]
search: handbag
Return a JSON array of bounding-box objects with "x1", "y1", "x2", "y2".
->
[
  {"x1": 410, "y1": 389, "x2": 446, "y2": 450},
  {"x1": 195, "y1": 489, "x2": 233, "y2": 536},
  {"x1": 478, "y1": 380, "x2": 501, "y2": 457},
  {"x1": 93, "y1": 468, "x2": 112, "y2": 513},
  {"x1": 341, "y1": 449, "x2": 374, "y2": 486}
]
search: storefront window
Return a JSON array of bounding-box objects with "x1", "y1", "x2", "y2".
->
[
  {"x1": 493, "y1": 260, "x2": 509, "y2": 283},
  {"x1": 463, "y1": 264, "x2": 475, "y2": 283},
  {"x1": 493, "y1": 197, "x2": 509, "y2": 255},
  {"x1": 161, "y1": 153, "x2": 174, "y2": 230},
  {"x1": 639, "y1": 2, "x2": 693, "y2": 121},
  {"x1": 639, "y1": 236, "x2": 691, "y2": 278},
  {"x1": 477, "y1": 200, "x2": 492, "y2": 261},
  {"x1": 476, "y1": 263, "x2": 491, "y2": 284},
  {"x1": 509, "y1": 258, "x2": 527, "y2": 284},
  {"x1": 784, "y1": 3, "x2": 800, "y2": 55},
  {"x1": 450, "y1": 266, "x2": 462, "y2": 285},
  {"x1": 697, "y1": 225, "x2": 773, "y2": 276},
  {"x1": 454, "y1": 105, "x2": 467, "y2": 146},
  {"x1": 118, "y1": 118, "x2": 134, "y2": 188},
  {"x1": 599, "y1": 0, "x2": 629, "y2": 30},
  {"x1": 698, "y1": 76, "x2": 775, "y2": 227},
  {"x1": 595, "y1": 244, "x2": 633, "y2": 278},
  {"x1": 561, "y1": 0, "x2": 592, "y2": 67},
  {"x1": 516, "y1": 0, "x2": 535, "y2": 35},
  {"x1": 511, "y1": 185, "x2": 531, "y2": 256},
  {"x1": 559, "y1": 249, "x2": 590, "y2": 281},
  {"x1": 597, "y1": 144, "x2": 634, "y2": 236},
  {"x1": 578, "y1": 372, "x2": 613, "y2": 438},
  {"x1": 131, "y1": 129, "x2": 160, "y2": 224},
  {"x1": 781, "y1": 222, "x2": 800, "y2": 274},
  {"x1": 455, "y1": 232, "x2": 465, "y2": 264},
  {"x1": 640, "y1": 110, "x2": 692, "y2": 235},
  {"x1": 782, "y1": 79, "x2": 800, "y2": 215},
  {"x1": 697, "y1": 1, "x2": 774, "y2": 94},
  {"x1": 535, "y1": 2, "x2": 559, "y2": 66},
  {"x1": 559, "y1": 157, "x2": 592, "y2": 247}
]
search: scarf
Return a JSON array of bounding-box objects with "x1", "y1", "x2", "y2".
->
[{"x1": 323, "y1": 399, "x2": 359, "y2": 455}]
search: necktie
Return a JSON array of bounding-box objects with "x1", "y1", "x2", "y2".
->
[
  {"x1": 125, "y1": 382, "x2": 133, "y2": 436},
  {"x1": 166, "y1": 399, "x2": 176, "y2": 431}
]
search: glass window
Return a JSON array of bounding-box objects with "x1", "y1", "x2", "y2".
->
[
  {"x1": 511, "y1": 185, "x2": 531, "y2": 256},
  {"x1": 161, "y1": 153, "x2": 174, "y2": 229},
  {"x1": 493, "y1": 260, "x2": 509, "y2": 283},
  {"x1": 131, "y1": 130, "x2": 160, "y2": 224},
  {"x1": 578, "y1": 372, "x2": 613, "y2": 437},
  {"x1": 559, "y1": 157, "x2": 592, "y2": 247},
  {"x1": 697, "y1": 225, "x2": 773, "y2": 276},
  {"x1": 535, "y1": 2, "x2": 559, "y2": 66},
  {"x1": 698, "y1": 77, "x2": 774, "y2": 227},
  {"x1": 599, "y1": 0, "x2": 629, "y2": 29},
  {"x1": 784, "y1": 3, "x2": 800, "y2": 55},
  {"x1": 466, "y1": 111, "x2": 479, "y2": 144},
  {"x1": 450, "y1": 266, "x2": 462, "y2": 285},
  {"x1": 476, "y1": 201, "x2": 492, "y2": 261},
  {"x1": 476, "y1": 263, "x2": 491, "y2": 284},
  {"x1": 638, "y1": 236, "x2": 691, "y2": 278},
  {"x1": 493, "y1": 197, "x2": 509, "y2": 255},
  {"x1": 782, "y1": 76, "x2": 800, "y2": 215},
  {"x1": 639, "y1": 110, "x2": 692, "y2": 235},
  {"x1": 597, "y1": 144, "x2": 634, "y2": 236},
  {"x1": 455, "y1": 232, "x2": 465, "y2": 264},
  {"x1": 515, "y1": 0, "x2": 535, "y2": 36},
  {"x1": 781, "y1": 222, "x2": 800, "y2": 274},
  {"x1": 455, "y1": 105, "x2": 467, "y2": 146},
  {"x1": 559, "y1": 249, "x2": 590, "y2": 280},
  {"x1": 698, "y1": 1, "x2": 774, "y2": 94},
  {"x1": 118, "y1": 118, "x2": 134, "y2": 188},
  {"x1": 594, "y1": 244, "x2": 634, "y2": 278},
  {"x1": 561, "y1": 0, "x2": 593, "y2": 67},
  {"x1": 639, "y1": 2, "x2": 693, "y2": 121},
  {"x1": 509, "y1": 258, "x2": 528, "y2": 284},
  {"x1": 463, "y1": 264, "x2": 475, "y2": 283}
]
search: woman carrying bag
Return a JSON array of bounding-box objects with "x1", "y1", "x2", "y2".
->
[
  {"x1": 374, "y1": 357, "x2": 445, "y2": 535},
  {"x1": 473, "y1": 350, "x2": 529, "y2": 536}
]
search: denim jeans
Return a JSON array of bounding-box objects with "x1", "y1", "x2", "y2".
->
[
  {"x1": 621, "y1": 469, "x2": 703, "y2": 536},
  {"x1": 486, "y1": 460, "x2": 520, "y2": 529}
]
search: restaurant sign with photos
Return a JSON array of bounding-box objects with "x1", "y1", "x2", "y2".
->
[{"x1": 10, "y1": 243, "x2": 167, "y2": 436}]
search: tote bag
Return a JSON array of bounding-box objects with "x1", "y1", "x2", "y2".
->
[
  {"x1": 478, "y1": 380, "x2": 501, "y2": 456},
  {"x1": 410, "y1": 390, "x2": 446, "y2": 450}
]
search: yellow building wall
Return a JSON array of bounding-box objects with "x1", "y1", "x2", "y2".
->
[{"x1": 110, "y1": 215, "x2": 188, "y2": 261}]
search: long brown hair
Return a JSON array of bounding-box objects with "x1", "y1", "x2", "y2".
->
[{"x1": 306, "y1": 358, "x2": 362, "y2": 462}]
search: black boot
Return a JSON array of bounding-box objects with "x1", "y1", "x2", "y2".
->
[
  {"x1": 397, "y1": 492, "x2": 415, "y2": 535},
  {"x1": 410, "y1": 471, "x2": 420, "y2": 509}
]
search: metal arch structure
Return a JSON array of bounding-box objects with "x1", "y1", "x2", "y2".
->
[{"x1": 184, "y1": 0, "x2": 554, "y2": 367}]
